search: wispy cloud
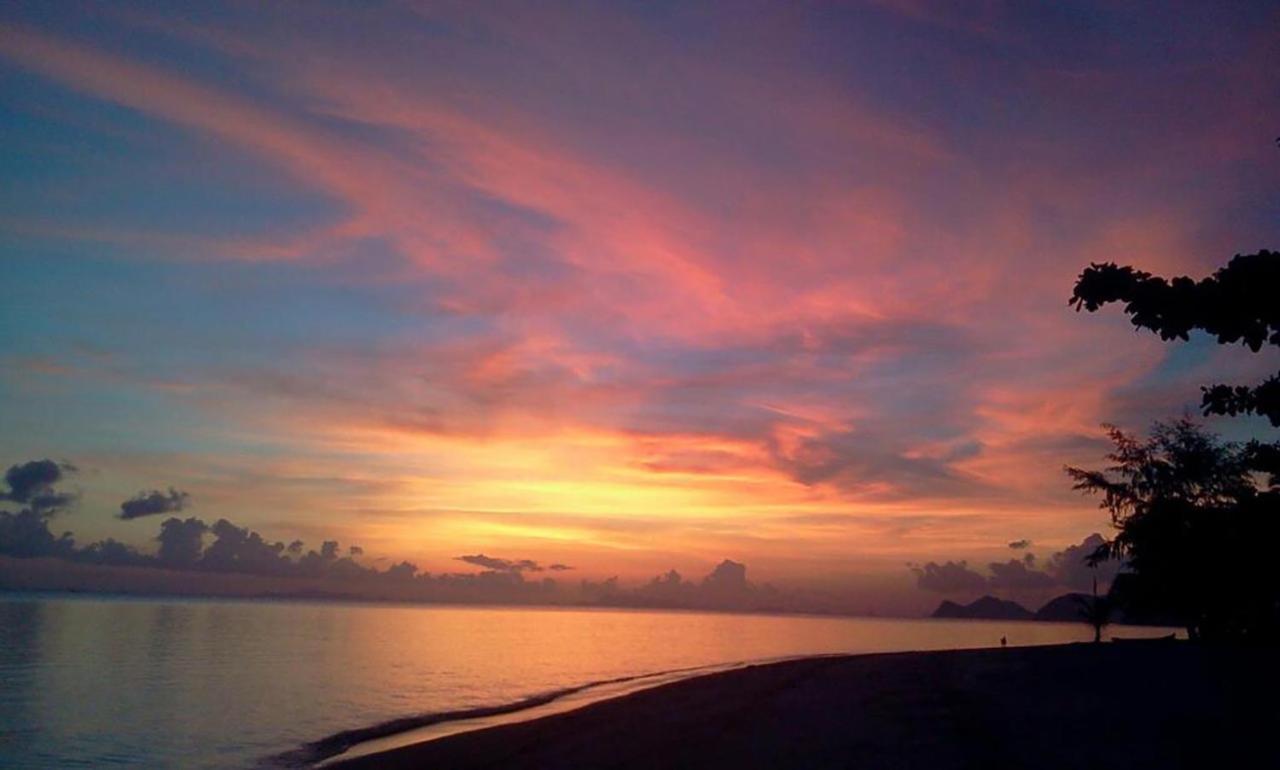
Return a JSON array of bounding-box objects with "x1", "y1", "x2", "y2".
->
[{"x1": 1, "y1": 2, "x2": 1276, "y2": 595}]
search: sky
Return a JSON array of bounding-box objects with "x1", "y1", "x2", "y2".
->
[{"x1": 1, "y1": 1, "x2": 1278, "y2": 609}]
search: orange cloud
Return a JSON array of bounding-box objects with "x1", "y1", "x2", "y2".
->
[{"x1": 2, "y1": 5, "x2": 1275, "y2": 596}]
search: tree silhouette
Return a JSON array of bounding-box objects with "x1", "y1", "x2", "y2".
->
[
  {"x1": 1074, "y1": 578, "x2": 1113, "y2": 644},
  {"x1": 1067, "y1": 420, "x2": 1279, "y2": 641},
  {"x1": 1070, "y1": 250, "x2": 1280, "y2": 426}
]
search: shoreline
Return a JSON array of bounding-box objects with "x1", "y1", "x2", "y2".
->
[
  {"x1": 328, "y1": 641, "x2": 1279, "y2": 770},
  {"x1": 274, "y1": 660, "x2": 766, "y2": 768},
  {"x1": 304, "y1": 624, "x2": 1178, "y2": 766}
]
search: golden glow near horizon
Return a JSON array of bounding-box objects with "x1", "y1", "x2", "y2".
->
[{"x1": 1, "y1": 3, "x2": 1277, "y2": 603}]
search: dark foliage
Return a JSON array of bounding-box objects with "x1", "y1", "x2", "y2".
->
[
  {"x1": 1069, "y1": 250, "x2": 1280, "y2": 426},
  {"x1": 1068, "y1": 246, "x2": 1280, "y2": 640},
  {"x1": 1067, "y1": 421, "x2": 1280, "y2": 641},
  {"x1": 1074, "y1": 590, "x2": 1113, "y2": 643}
]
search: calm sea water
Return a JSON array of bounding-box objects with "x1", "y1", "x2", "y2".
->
[{"x1": 0, "y1": 593, "x2": 1174, "y2": 769}]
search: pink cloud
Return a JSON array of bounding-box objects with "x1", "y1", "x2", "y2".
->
[{"x1": 2, "y1": 4, "x2": 1275, "y2": 589}]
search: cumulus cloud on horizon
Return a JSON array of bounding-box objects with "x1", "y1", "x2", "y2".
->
[
  {"x1": 988, "y1": 554, "x2": 1055, "y2": 592},
  {"x1": 913, "y1": 534, "x2": 1120, "y2": 596},
  {"x1": 910, "y1": 560, "x2": 988, "y2": 594}
]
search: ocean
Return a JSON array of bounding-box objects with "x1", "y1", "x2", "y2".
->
[{"x1": 0, "y1": 593, "x2": 1174, "y2": 769}]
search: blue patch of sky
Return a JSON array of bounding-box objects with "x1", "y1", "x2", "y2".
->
[
  {"x1": 0, "y1": 242, "x2": 474, "y2": 375},
  {"x1": 0, "y1": 67, "x2": 346, "y2": 239},
  {"x1": 0, "y1": 245, "x2": 452, "y2": 461},
  {"x1": 0, "y1": 369, "x2": 235, "y2": 460}
]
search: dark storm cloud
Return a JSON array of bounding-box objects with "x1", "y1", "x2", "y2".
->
[
  {"x1": 119, "y1": 488, "x2": 191, "y2": 520},
  {"x1": 2, "y1": 459, "x2": 78, "y2": 515},
  {"x1": 910, "y1": 560, "x2": 988, "y2": 593}
]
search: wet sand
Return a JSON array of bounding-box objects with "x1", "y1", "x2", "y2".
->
[{"x1": 329, "y1": 641, "x2": 1279, "y2": 769}]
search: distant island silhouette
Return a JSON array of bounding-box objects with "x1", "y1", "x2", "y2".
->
[
  {"x1": 930, "y1": 593, "x2": 1168, "y2": 625},
  {"x1": 931, "y1": 595, "x2": 1033, "y2": 621}
]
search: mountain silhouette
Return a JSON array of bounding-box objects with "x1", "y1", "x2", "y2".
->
[
  {"x1": 1033, "y1": 593, "x2": 1092, "y2": 622},
  {"x1": 931, "y1": 595, "x2": 1033, "y2": 620}
]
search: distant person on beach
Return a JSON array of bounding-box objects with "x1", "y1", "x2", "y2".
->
[{"x1": 1001, "y1": 636, "x2": 1007, "y2": 647}]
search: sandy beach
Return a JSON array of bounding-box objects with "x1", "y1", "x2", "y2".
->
[{"x1": 330, "y1": 641, "x2": 1279, "y2": 769}]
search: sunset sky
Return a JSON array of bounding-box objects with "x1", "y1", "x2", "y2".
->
[{"x1": 2, "y1": 1, "x2": 1277, "y2": 603}]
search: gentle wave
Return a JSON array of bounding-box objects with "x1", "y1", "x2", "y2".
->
[
  {"x1": 261, "y1": 659, "x2": 779, "y2": 768},
  {"x1": 9, "y1": 599, "x2": 1164, "y2": 770}
]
